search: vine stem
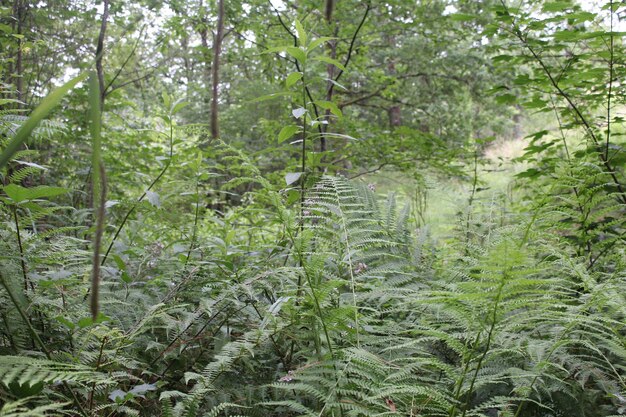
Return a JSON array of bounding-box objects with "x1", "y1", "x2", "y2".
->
[{"x1": 460, "y1": 272, "x2": 507, "y2": 417}]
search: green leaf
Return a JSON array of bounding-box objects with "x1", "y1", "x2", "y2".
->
[
  {"x1": 285, "y1": 189, "x2": 300, "y2": 205},
  {"x1": 8, "y1": 381, "x2": 44, "y2": 398},
  {"x1": 3, "y1": 184, "x2": 69, "y2": 203},
  {"x1": 449, "y1": 13, "x2": 476, "y2": 22},
  {"x1": 112, "y1": 254, "x2": 126, "y2": 272},
  {"x1": 171, "y1": 100, "x2": 189, "y2": 115},
  {"x1": 307, "y1": 37, "x2": 334, "y2": 52},
  {"x1": 161, "y1": 91, "x2": 171, "y2": 108},
  {"x1": 285, "y1": 72, "x2": 303, "y2": 88},
  {"x1": 286, "y1": 46, "x2": 306, "y2": 64},
  {"x1": 515, "y1": 168, "x2": 542, "y2": 179},
  {"x1": 294, "y1": 19, "x2": 307, "y2": 46},
  {"x1": 55, "y1": 316, "x2": 75, "y2": 330},
  {"x1": 0, "y1": 73, "x2": 87, "y2": 170},
  {"x1": 278, "y1": 125, "x2": 300, "y2": 143},
  {"x1": 495, "y1": 94, "x2": 517, "y2": 105},
  {"x1": 77, "y1": 312, "x2": 110, "y2": 328},
  {"x1": 121, "y1": 272, "x2": 132, "y2": 284},
  {"x1": 542, "y1": 1, "x2": 573, "y2": 13},
  {"x1": 313, "y1": 56, "x2": 345, "y2": 71},
  {"x1": 314, "y1": 100, "x2": 342, "y2": 118},
  {"x1": 553, "y1": 30, "x2": 582, "y2": 41}
]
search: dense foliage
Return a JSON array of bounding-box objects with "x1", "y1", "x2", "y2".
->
[{"x1": 1, "y1": 0, "x2": 625, "y2": 416}]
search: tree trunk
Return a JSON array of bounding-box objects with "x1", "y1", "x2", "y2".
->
[
  {"x1": 12, "y1": 0, "x2": 25, "y2": 105},
  {"x1": 210, "y1": 0, "x2": 224, "y2": 140}
]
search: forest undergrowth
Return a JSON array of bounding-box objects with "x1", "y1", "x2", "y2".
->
[{"x1": 1, "y1": 1, "x2": 626, "y2": 416}]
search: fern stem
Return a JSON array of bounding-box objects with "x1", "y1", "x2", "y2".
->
[
  {"x1": 303, "y1": 267, "x2": 335, "y2": 359},
  {"x1": 12, "y1": 205, "x2": 29, "y2": 291},
  {"x1": 449, "y1": 330, "x2": 482, "y2": 417},
  {"x1": 88, "y1": 336, "x2": 108, "y2": 412},
  {"x1": 330, "y1": 178, "x2": 360, "y2": 347},
  {"x1": 460, "y1": 271, "x2": 507, "y2": 417},
  {"x1": 464, "y1": 141, "x2": 479, "y2": 253}
]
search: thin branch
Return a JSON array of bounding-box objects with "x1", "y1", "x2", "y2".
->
[
  {"x1": 95, "y1": 0, "x2": 110, "y2": 106},
  {"x1": 103, "y1": 25, "x2": 147, "y2": 97}
]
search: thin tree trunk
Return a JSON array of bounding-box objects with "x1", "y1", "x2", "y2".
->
[
  {"x1": 198, "y1": 0, "x2": 212, "y2": 144},
  {"x1": 95, "y1": 0, "x2": 110, "y2": 106},
  {"x1": 13, "y1": 0, "x2": 25, "y2": 105},
  {"x1": 320, "y1": 0, "x2": 336, "y2": 153},
  {"x1": 210, "y1": 0, "x2": 225, "y2": 140},
  {"x1": 386, "y1": 38, "x2": 401, "y2": 128}
]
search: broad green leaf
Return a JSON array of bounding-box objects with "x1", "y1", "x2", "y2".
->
[
  {"x1": 285, "y1": 172, "x2": 302, "y2": 185},
  {"x1": 313, "y1": 56, "x2": 345, "y2": 71},
  {"x1": 286, "y1": 46, "x2": 306, "y2": 64},
  {"x1": 161, "y1": 90, "x2": 171, "y2": 108},
  {"x1": 307, "y1": 37, "x2": 334, "y2": 53},
  {"x1": 495, "y1": 94, "x2": 517, "y2": 105},
  {"x1": 172, "y1": 100, "x2": 190, "y2": 115},
  {"x1": 285, "y1": 189, "x2": 300, "y2": 205},
  {"x1": 3, "y1": 184, "x2": 69, "y2": 203},
  {"x1": 285, "y1": 72, "x2": 303, "y2": 87},
  {"x1": 77, "y1": 312, "x2": 110, "y2": 328},
  {"x1": 55, "y1": 316, "x2": 75, "y2": 330},
  {"x1": 278, "y1": 125, "x2": 300, "y2": 143},
  {"x1": 553, "y1": 30, "x2": 582, "y2": 41},
  {"x1": 294, "y1": 19, "x2": 307, "y2": 46},
  {"x1": 314, "y1": 100, "x2": 343, "y2": 118},
  {"x1": 0, "y1": 72, "x2": 87, "y2": 170},
  {"x1": 542, "y1": 1, "x2": 573, "y2": 13}
]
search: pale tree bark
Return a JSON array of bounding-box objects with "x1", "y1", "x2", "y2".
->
[{"x1": 210, "y1": 0, "x2": 225, "y2": 140}]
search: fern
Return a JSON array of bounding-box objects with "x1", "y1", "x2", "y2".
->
[
  {"x1": 0, "y1": 355, "x2": 114, "y2": 387},
  {"x1": 0, "y1": 398, "x2": 68, "y2": 417}
]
